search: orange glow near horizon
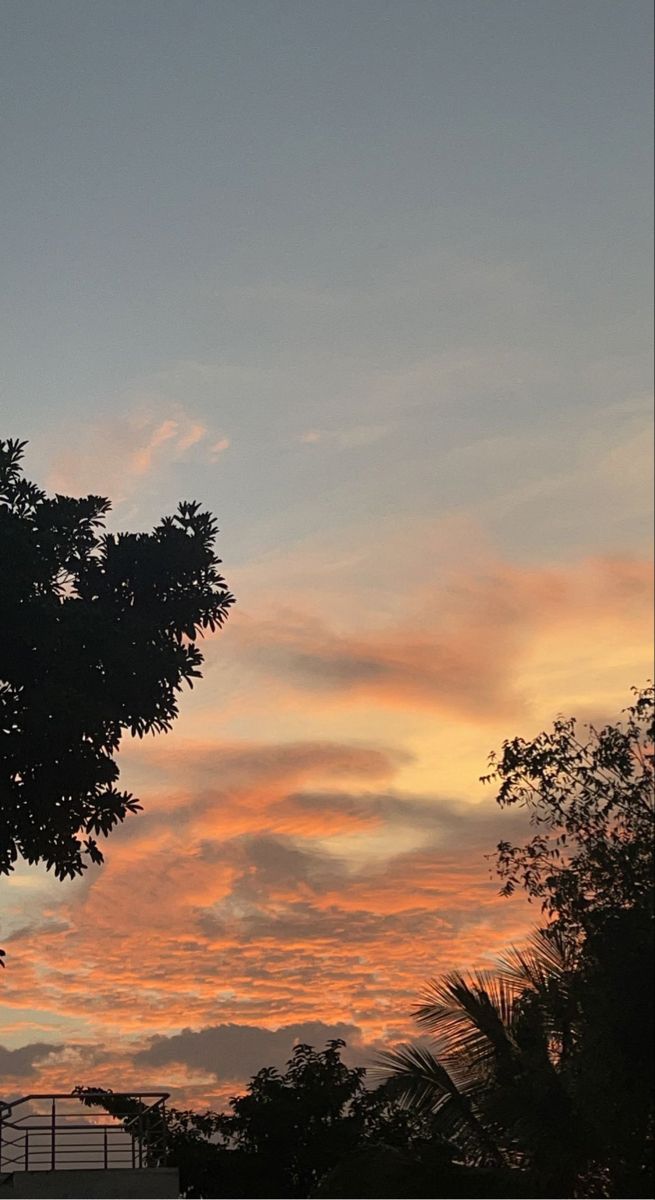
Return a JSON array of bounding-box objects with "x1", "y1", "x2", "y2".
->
[{"x1": 0, "y1": 534, "x2": 651, "y2": 1107}]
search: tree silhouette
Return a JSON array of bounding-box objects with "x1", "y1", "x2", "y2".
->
[
  {"x1": 80, "y1": 1043, "x2": 466, "y2": 1198},
  {"x1": 483, "y1": 684, "x2": 654, "y2": 936},
  {"x1": 378, "y1": 931, "x2": 585, "y2": 1193},
  {"x1": 0, "y1": 437, "x2": 234, "y2": 890},
  {"x1": 381, "y1": 687, "x2": 655, "y2": 1198},
  {"x1": 380, "y1": 917, "x2": 654, "y2": 1197},
  {"x1": 215, "y1": 1040, "x2": 366, "y2": 1198}
]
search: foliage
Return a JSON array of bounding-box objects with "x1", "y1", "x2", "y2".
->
[
  {"x1": 73, "y1": 1087, "x2": 169, "y2": 1166},
  {"x1": 381, "y1": 915, "x2": 654, "y2": 1196},
  {"x1": 213, "y1": 1040, "x2": 366, "y2": 1197},
  {"x1": 74, "y1": 1086, "x2": 224, "y2": 1191},
  {"x1": 0, "y1": 437, "x2": 234, "y2": 883},
  {"x1": 348, "y1": 1077, "x2": 454, "y2": 1160},
  {"x1": 378, "y1": 930, "x2": 585, "y2": 1192},
  {"x1": 381, "y1": 686, "x2": 655, "y2": 1198},
  {"x1": 313, "y1": 1147, "x2": 532, "y2": 1200},
  {"x1": 78, "y1": 1043, "x2": 465, "y2": 1198},
  {"x1": 482, "y1": 684, "x2": 654, "y2": 935},
  {"x1": 565, "y1": 905, "x2": 654, "y2": 1197},
  {"x1": 210, "y1": 1043, "x2": 474, "y2": 1197}
]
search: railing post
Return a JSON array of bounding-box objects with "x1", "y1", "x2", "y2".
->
[
  {"x1": 50, "y1": 1097, "x2": 56, "y2": 1170},
  {"x1": 161, "y1": 1100, "x2": 167, "y2": 1166},
  {"x1": 0, "y1": 1090, "x2": 170, "y2": 1178}
]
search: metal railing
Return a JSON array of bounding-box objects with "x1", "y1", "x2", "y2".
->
[{"x1": 0, "y1": 1091, "x2": 169, "y2": 1173}]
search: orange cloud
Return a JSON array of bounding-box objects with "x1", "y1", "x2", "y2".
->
[
  {"x1": 46, "y1": 409, "x2": 210, "y2": 502},
  {"x1": 130, "y1": 418, "x2": 182, "y2": 475},
  {"x1": 0, "y1": 728, "x2": 533, "y2": 1103},
  {"x1": 221, "y1": 555, "x2": 652, "y2": 719},
  {"x1": 208, "y1": 436, "x2": 230, "y2": 461},
  {"x1": 2, "y1": 539, "x2": 649, "y2": 1108},
  {"x1": 298, "y1": 425, "x2": 391, "y2": 449}
]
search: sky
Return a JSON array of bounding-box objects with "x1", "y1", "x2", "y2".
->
[{"x1": 0, "y1": 0, "x2": 653, "y2": 1107}]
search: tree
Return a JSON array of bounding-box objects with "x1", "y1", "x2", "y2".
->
[
  {"x1": 0, "y1": 437, "x2": 234, "y2": 886},
  {"x1": 482, "y1": 684, "x2": 654, "y2": 936},
  {"x1": 381, "y1": 919, "x2": 654, "y2": 1197},
  {"x1": 568, "y1": 904, "x2": 654, "y2": 1197},
  {"x1": 215, "y1": 1040, "x2": 366, "y2": 1198},
  {"x1": 485, "y1": 687, "x2": 654, "y2": 1193},
  {"x1": 381, "y1": 687, "x2": 655, "y2": 1197},
  {"x1": 77, "y1": 1043, "x2": 365, "y2": 1197},
  {"x1": 79, "y1": 1043, "x2": 466, "y2": 1198},
  {"x1": 378, "y1": 930, "x2": 588, "y2": 1197}
]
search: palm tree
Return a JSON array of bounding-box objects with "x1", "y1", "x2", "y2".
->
[{"x1": 378, "y1": 929, "x2": 590, "y2": 1195}]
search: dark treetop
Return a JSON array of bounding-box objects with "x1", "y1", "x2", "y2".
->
[
  {"x1": 483, "y1": 684, "x2": 654, "y2": 936},
  {"x1": 0, "y1": 437, "x2": 234, "y2": 883}
]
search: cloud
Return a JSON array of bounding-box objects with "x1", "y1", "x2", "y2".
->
[
  {"x1": 299, "y1": 425, "x2": 391, "y2": 449},
  {"x1": 130, "y1": 418, "x2": 187, "y2": 476},
  {"x1": 2, "y1": 535, "x2": 649, "y2": 1107},
  {"x1": 135, "y1": 1020, "x2": 371, "y2": 1083},
  {"x1": 0, "y1": 1042, "x2": 61, "y2": 1081},
  {"x1": 0, "y1": 1024, "x2": 378, "y2": 1110},
  {"x1": 209, "y1": 437, "x2": 231, "y2": 461},
  {"x1": 46, "y1": 408, "x2": 211, "y2": 503},
  {"x1": 176, "y1": 423, "x2": 209, "y2": 455},
  {"x1": 0, "y1": 733, "x2": 532, "y2": 1079},
  {"x1": 224, "y1": 555, "x2": 653, "y2": 719}
]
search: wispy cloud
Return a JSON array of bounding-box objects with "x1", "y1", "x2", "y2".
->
[
  {"x1": 0, "y1": 731, "x2": 533, "y2": 1103},
  {"x1": 209, "y1": 436, "x2": 231, "y2": 461},
  {"x1": 134, "y1": 1020, "x2": 372, "y2": 1084},
  {"x1": 47, "y1": 408, "x2": 212, "y2": 502},
  {"x1": 299, "y1": 425, "x2": 391, "y2": 449},
  {"x1": 223, "y1": 555, "x2": 653, "y2": 720}
]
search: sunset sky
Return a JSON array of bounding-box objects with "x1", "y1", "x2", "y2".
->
[{"x1": 0, "y1": 0, "x2": 653, "y2": 1107}]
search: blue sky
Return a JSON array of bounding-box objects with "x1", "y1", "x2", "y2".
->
[
  {"x1": 1, "y1": 0, "x2": 652, "y2": 561},
  {"x1": 0, "y1": 0, "x2": 652, "y2": 1102}
]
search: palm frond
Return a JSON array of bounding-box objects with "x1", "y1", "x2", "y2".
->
[
  {"x1": 413, "y1": 971, "x2": 519, "y2": 1081},
  {"x1": 496, "y1": 927, "x2": 572, "y2": 993},
  {"x1": 496, "y1": 928, "x2": 579, "y2": 1065},
  {"x1": 375, "y1": 1043, "x2": 466, "y2": 1111},
  {"x1": 375, "y1": 1043, "x2": 504, "y2": 1167}
]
